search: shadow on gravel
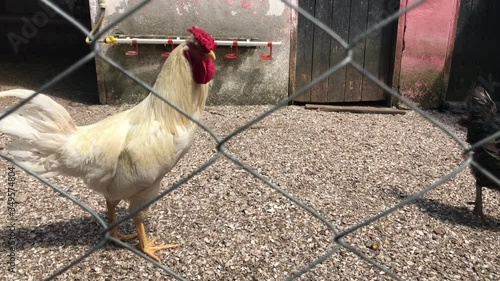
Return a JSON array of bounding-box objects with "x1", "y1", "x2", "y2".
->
[{"x1": 390, "y1": 188, "x2": 500, "y2": 231}]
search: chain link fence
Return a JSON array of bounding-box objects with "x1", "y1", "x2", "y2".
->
[{"x1": 1, "y1": 0, "x2": 498, "y2": 280}]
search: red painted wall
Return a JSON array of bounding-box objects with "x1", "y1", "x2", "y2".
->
[{"x1": 394, "y1": 0, "x2": 460, "y2": 108}]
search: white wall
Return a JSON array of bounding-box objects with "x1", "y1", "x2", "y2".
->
[{"x1": 89, "y1": 0, "x2": 293, "y2": 105}]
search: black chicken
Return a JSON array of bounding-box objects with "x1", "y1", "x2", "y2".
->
[{"x1": 466, "y1": 84, "x2": 500, "y2": 218}]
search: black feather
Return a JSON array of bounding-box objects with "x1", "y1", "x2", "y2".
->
[{"x1": 466, "y1": 84, "x2": 500, "y2": 217}]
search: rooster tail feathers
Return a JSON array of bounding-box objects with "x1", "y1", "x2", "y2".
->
[
  {"x1": 0, "y1": 89, "x2": 76, "y2": 133},
  {"x1": 0, "y1": 89, "x2": 77, "y2": 176}
]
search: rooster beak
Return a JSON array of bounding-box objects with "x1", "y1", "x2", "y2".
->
[{"x1": 206, "y1": 51, "x2": 216, "y2": 60}]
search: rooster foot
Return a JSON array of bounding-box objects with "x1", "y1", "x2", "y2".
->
[
  {"x1": 135, "y1": 237, "x2": 179, "y2": 262},
  {"x1": 134, "y1": 217, "x2": 179, "y2": 262},
  {"x1": 106, "y1": 199, "x2": 137, "y2": 241},
  {"x1": 111, "y1": 229, "x2": 138, "y2": 241}
]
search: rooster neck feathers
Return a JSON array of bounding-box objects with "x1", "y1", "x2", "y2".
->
[
  {"x1": 132, "y1": 27, "x2": 217, "y2": 130},
  {"x1": 134, "y1": 43, "x2": 207, "y2": 130}
]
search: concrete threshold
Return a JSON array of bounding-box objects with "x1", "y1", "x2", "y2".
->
[{"x1": 305, "y1": 104, "x2": 408, "y2": 115}]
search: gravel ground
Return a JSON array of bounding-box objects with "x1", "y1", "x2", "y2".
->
[{"x1": 0, "y1": 91, "x2": 499, "y2": 281}]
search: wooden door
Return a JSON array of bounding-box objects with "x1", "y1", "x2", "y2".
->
[{"x1": 293, "y1": 0, "x2": 398, "y2": 103}]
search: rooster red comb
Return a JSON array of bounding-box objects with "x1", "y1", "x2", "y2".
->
[{"x1": 187, "y1": 26, "x2": 217, "y2": 51}]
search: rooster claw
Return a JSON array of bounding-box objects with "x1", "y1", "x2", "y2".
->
[
  {"x1": 135, "y1": 237, "x2": 179, "y2": 262},
  {"x1": 473, "y1": 213, "x2": 493, "y2": 226},
  {"x1": 473, "y1": 208, "x2": 486, "y2": 219},
  {"x1": 112, "y1": 231, "x2": 138, "y2": 241}
]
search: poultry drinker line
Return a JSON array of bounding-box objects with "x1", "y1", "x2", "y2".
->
[{"x1": 104, "y1": 36, "x2": 281, "y2": 60}]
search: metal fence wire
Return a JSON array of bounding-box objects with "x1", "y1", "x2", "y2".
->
[{"x1": 2, "y1": 0, "x2": 498, "y2": 280}]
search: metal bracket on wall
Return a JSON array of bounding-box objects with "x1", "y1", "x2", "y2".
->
[
  {"x1": 161, "y1": 38, "x2": 175, "y2": 58},
  {"x1": 226, "y1": 41, "x2": 239, "y2": 59},
  {"x1": 104, "y1": 35, "x2": 282, "y2": 60},
  {"x1": 125, "y1": 39, "x2": 139, "y2": 56}
]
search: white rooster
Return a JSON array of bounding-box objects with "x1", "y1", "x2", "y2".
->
[{"x1": 0, "y1": 26, "x2": 217, "y2": 261}]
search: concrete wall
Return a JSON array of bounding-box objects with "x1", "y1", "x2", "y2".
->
[
  {"x1": 393, "y1": 0, "x2": 460, "y2": 108},
  {"x1": 89, "y1": 0, "x2": 292, "y2": 105}
]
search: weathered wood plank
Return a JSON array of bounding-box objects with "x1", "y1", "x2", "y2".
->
[
  {"x1": 447, "y1": 0, "x2": 472, "y2": 101},
  {"x1": 310, "y1": 0, "x2": 334, "y2": 103},
  {"x1": 344, "y1": 0, "x2": 369, "y2": 102},
  {"x1": 459, "y1": 0, "x2": 485, "y2": 97},
  {"x1": 443, "y1": 0, "x2": 461, "y2": 101},
  {"x1": 391, "y1": 0, "x2": 407, "y2": 106},
  {"x1": 492, "y1": 1, "x2": 500, "y2": 97},
  {"x1": 305, "y1": 104, "x2": 407, "y2": 115},
  {"x1": 380, "y1": 0, "x2": 399, "y2": 106},
  {"x1": 482, "y1": 0, "x2": 500, "y2": 99},
  {"x1": 448, "y1": 0, "x2": 500, "y2": 102},
  {"x1": 294, "y1": 0, "x2": 315, "y2": 103},
  {"x1": 328, "y1": 0, "x2": 351, "y2": 102},
  {"x1": 288, "y1": 1, "x2": 299, "y2": 100},
  {"x1": 361, "y1": 0, "x2": 387, "y2": 101},
  {"x1": 447, "y1": 0, "x2": 485, "y2": 101}
]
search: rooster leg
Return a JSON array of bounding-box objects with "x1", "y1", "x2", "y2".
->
[
  {"x1": 133, "y1": 217, "x2": 179, "y2": 262},
  {"x1": 472, "y1": 183, "x2": 485, "y2": 218},
  {"x1": 106, "y1": 199, "x2": 138, "y2": 241}
]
